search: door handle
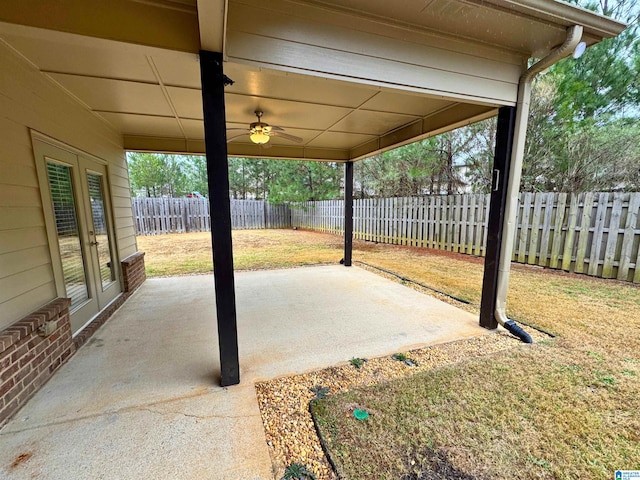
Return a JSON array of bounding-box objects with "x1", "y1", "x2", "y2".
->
[{"x1": 89, "y1": 241, "x2": 99, "y2": 246}]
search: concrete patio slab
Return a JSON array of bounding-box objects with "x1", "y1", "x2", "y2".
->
[{"x1": 0, "y1": 265, "x2": 487, "y2": 479}]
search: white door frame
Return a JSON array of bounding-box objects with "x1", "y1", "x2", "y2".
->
[{"x1": 33, "y1": 134, "x2": 121, "y2": 334}]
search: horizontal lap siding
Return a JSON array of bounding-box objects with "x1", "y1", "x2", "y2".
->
[
  {"x1": 108, "y1": 157, "x2": 136, "y2": 259},
  {"x1": 0, "y1": 42, "x2": 134, "y2": 330}
]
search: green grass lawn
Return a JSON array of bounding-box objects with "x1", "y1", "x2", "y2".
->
[{"x1": 137, "y1": 229, "x2": 640, "y2": 479}]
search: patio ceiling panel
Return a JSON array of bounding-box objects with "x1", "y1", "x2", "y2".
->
[
  {"x1": 306, "y1": 132, "x2": 378, "y2": 150},
  {"x1": 47, "y1": 74, "x2": 174, "y2": 117},
  {"x1": 179, "y1": 118, "x2": 206, "y2": 139},
  {"x1": 331, "y1": 111, "x2": 422, "y2": 136},
  {"x1": 359, "y1": 92, "x2": 454, "y2": 117},
  {"x1": 0, "y1": 33, "x2": 158, "y2": 83},
  {"x1": 300, "y1": 0, "x2": 623, "y2": 54},
  {"x1": 223, "y1": 95, "x2": 355, "y2": 131},
  {"x1": 97, "y1": 113, "x2": 184, "y2": 139}
]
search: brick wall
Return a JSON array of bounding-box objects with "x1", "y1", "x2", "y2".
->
[
  {"x1": 0, "y1": 298, "x2": 75, "y2": 426},
  {"x1": 122, "y1": 251, "x2": 146, "y2": 294}
]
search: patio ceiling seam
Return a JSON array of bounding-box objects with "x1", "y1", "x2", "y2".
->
[
  {"x1": 93, "y1": 110, "x2": 177, "y2": 119},
  {"x1": 304, "y1": 90, "x2": 383, "y2": 146},
  {"x1": 130, "y1": 0, "x2": 198, "y2": 15},
  {"x1": 146, "y1": 54, "x2": 188, "y2": 139},
  {"x1": 37, "y1": 70, "x2": 159, "y2": 85},
  {"x1": 225, "y1": 90, "x2": 386, "y2": 113}
]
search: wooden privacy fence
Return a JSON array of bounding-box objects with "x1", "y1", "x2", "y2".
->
[
  {"x1": 132, "y1": 198, "x2": 291, "y2": 235},
  {"x1": 291, "y1": 192, "x2": 640, "y2": 283}
]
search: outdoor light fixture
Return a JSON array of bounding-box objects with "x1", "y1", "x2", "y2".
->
[
  {"x1": 249, "y1": 128, "x2": 270, "y2": 144},
  {"x1": 573, "y1": 41, "x2": 587, "y2": 58},
  {"x1": 227, "y1": 111, "x2": 302, "y2": 145}
]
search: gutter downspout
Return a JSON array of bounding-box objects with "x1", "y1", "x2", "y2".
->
[{"x1": 495, "y1": 25, "x2": 584, "y2": 343}]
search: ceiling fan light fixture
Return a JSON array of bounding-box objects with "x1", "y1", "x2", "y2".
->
[{"x1": 250, "y1": 130, "x2": 270, "y2": 144}]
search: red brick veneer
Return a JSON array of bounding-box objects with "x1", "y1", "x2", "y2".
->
[
  {"x1": 122, "y1": 251, "x2": 146, "y2": 294},
  {"x1": 0, "y1": 298, "x2": 75, "y2": 426}
]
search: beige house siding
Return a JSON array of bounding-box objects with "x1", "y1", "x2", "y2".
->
[{"x1": 0, "y1": 41, "x2": 136, "y2": 331}]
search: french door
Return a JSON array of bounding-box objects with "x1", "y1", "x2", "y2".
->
[{"x1": 34, "y1": 139, "x2": 120, "y2": 334}]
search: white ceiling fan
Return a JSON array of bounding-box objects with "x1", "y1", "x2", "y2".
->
[{"x1": 226, "y1": 110, "x2": 303, "y2": 146}]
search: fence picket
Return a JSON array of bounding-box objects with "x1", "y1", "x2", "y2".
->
[
  {"x1": 550, "y1": 193, "x2": 567, "y2": 269},
  {"x1": 575, "y1": 193, "x2": 594, "y2": 274},
  {"x1": 618, "y1": 193, "x2": 640, "y2": 281},
  {"x1": 602, "y1": 193, "x2": 624, "y2": 278},
  {"x1": 588, "y1": 192, "x2": 609, "y2": 276},
  {"x1": 518, "y1": 193, "x2": 532, "y2": 263},
  {"x1": 473, "y1": 195, "x2": 484, "y2": 256},
  {"x1": 482, "y1": 195, "x2": 490, "y2": 256},
  {"x1": 537, "y1": 193, "x2": 554, "y2": 267}
]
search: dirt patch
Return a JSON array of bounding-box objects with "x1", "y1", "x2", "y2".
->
[
  {"x1": 10, "y1": 452, "x2": 33, "y2": 469},
  {"x1": 401, "y1": 446, "x2": 488, "y2": 480}
]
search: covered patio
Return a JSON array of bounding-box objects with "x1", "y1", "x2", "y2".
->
[
  {"x1": 0, "y1": 265, "x2": 485, "y2": 479},
  {"x1": 0, "y1": 0, "x2": 625, "y2": 456}
]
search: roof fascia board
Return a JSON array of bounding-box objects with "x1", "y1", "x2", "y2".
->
[
  {"x1": 0, "y1": 0, "x2": 200, "y2": 53},
  {"x1": 479, "y1": 0, "x2": 627, "y2": 38},
  {"x1": 232, "y1": 0, "x2": 528, "y2": 62}
]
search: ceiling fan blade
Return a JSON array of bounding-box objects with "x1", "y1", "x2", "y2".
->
[
  {"x1": 269, "y1": 125, "x2": 285, "y2": 131},
  {"x1": 271, "y1": 131, "x2": 303, "y2": 143},
  {"x1": 227, "y1": 133, "x2": 248, "y2": 142}
]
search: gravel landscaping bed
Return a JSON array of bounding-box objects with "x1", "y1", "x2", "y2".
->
[{"x1": 256, "y1": 329, "x2": 546, "y2": 480}]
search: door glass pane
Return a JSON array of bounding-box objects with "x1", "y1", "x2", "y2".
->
[
  {"x1": 46, "y1": 162, "x2": 89, "y2": 309},
  {"x1": 87, "y1": 173, "x2": 116, "y2": 289}
]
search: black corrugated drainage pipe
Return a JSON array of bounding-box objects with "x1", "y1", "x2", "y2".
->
[{"x1": 503, "y1": 320, "x2": 533, "y2": 344}]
